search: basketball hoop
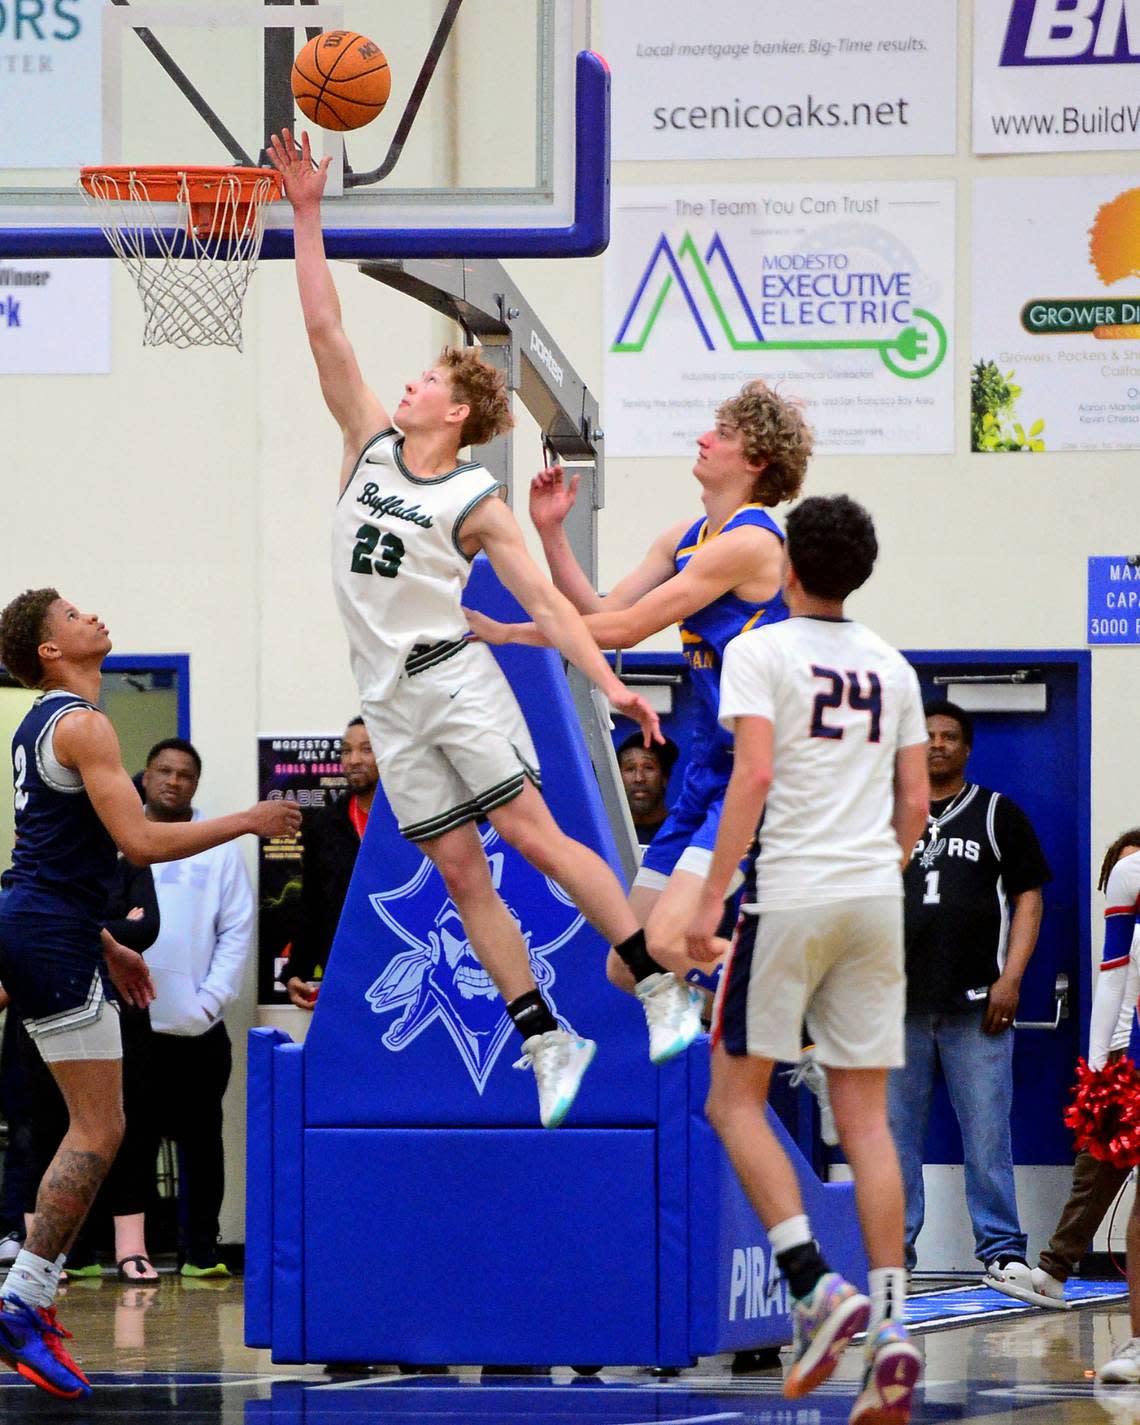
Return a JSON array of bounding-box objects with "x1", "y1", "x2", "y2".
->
[{"x1": 79, "y1": 165, "x2": 282, "y2": 350}]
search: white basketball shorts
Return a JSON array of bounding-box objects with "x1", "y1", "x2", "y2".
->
[
  {"x1": 713, "y1": 894, "x2": 905, "y2": 1069},
  {"x1": 362, "y1": 640, "x2": 541, "y2": 843}
]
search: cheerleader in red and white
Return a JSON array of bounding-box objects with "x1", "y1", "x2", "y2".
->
[{"x1": 1072, "y1": 841, "x2": 1140, "y2": 1382}]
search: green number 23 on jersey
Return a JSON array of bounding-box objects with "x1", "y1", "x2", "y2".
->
[{"x1": 351, "y1": 525, "x2": 405, "y2": 578}]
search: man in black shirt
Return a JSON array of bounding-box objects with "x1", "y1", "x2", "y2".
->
[
  {"x1": 285, "y1": 718, "x2": 378, "y2": 1010},
  {"x1": 888, "y1": 701, "x2": 1050, "y2": 1300}
]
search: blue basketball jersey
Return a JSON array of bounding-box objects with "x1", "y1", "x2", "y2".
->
[
  {"x1": 675, "y1": 505, "x2": 788, "y2": 765},
  {"x1": 1, "y1": 691, "x2": 119, "y2": 925}
]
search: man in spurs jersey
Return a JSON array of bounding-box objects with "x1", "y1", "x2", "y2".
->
[
  {"x1": 890, "y1": 701, "x2": 1048, "y2": 1299},
  {"x1": 684, "y1": 496, "x2": 930, "y2": 1425},
  {"x1": 467, "y1": 381, "x2": 812, "y2": 1054},
  {"x1": 271, "y1": 131, "x2": 680, "y2": 1128},
  {"x1": 0, "y1": 589, "x2": 299, "y2": 1398}
]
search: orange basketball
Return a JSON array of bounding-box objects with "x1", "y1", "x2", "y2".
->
[{"x1": 291, "y1": 31, "x2": 391, "y2": 133}]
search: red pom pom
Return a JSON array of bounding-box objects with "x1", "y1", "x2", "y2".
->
[{"x1": 1065, "y1": 1057, "x2": 1140, "y2": 1168}]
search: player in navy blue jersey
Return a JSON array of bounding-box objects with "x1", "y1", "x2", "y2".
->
[
  {"x1": 467, "y1": 381, "x2": 812, "y2": 1062},
  {"x1": 0, "y1": 588, "x2": 300, "y2": 1398}
]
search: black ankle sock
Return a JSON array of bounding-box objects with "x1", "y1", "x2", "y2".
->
[
  {"x1": 507, "y1": 990, "x2": 558, "y2": 1043},
  {"x1": 776, "y1": 1241, "x2": 830, "y2": 1301},
  {"x1": 614, "y1": 928, "x2": 665, "y2": 984}
]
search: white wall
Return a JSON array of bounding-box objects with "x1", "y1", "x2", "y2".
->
[{"x1": 1, "y1": 0, "x2": 1138, "y2": 1246}]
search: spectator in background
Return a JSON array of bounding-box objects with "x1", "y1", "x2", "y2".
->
[
  {"x1": 142, "y1": 738, "x2": 254, "y2": 1279},
  {"x1": 616, "y1": 732, "x2": 679, "y2": 852},
  {"x1": 285, "y1": 717, "x2": 379, "y2": 1011},
  {"x1": 1032, "y1": 829, "x2": 1140, "y2": 1312},
  {"x1": 889, "y1": 701, "x2": 1050, "y2": 1299}
]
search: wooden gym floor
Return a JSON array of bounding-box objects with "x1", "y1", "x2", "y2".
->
[{"x1": 0, "y1": 1276, "x2": 1135, "y2": 1424}]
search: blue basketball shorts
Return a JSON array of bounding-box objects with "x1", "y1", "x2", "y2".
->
[{"x1": 0, "y1": 905, "x2": 121, "y2": 1062}]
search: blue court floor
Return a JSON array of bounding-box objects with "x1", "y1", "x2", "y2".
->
[{"x1": 0, "y1": 1276, "x2": 1135, "y2": 1424}]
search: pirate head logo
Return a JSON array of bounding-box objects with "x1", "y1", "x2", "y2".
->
[{"x1": 364, "y1": 828, "x2": 584, "y2": 1092}]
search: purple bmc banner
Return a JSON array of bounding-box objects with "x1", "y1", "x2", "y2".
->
[{"x1": 1001, "y1": 0, "x2": 1140, "y2": 67}]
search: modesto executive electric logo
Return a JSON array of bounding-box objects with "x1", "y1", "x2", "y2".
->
[{"x1": 610, "y1": 230, "x2": 947, "y2": 380}]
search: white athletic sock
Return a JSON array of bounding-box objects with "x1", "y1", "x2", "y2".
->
[
  {"x1": 0, "y1": 1248, "x2": 62, "y2": 1311},
  {"x1": 767, "y1": 1214, "x2": 813, "y2": 1256},
  {"x1": 868, "y1": 1267, "x2": 908, "y2": 1335}
]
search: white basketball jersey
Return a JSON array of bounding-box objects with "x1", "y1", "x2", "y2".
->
[
  {"x1": 331, "y1": 428, "x2": 504, "y2": 701},
  {"x1": 719, "y1": 616, "x2": 927, "y2": 910}
]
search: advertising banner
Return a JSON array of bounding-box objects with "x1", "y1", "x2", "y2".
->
[
  {"x1": 604, "y1": 180, "x2": 955, "y2": 458},
  {"x1": 974, "y1": 1, "x2": 1140, "y2": 154},
  {"x1": 972, "y1": 176, "x2": 1140, "y2": 453},
  {"x1": 606, "y1": 0, "x2": 957, "y2": 162},
  {"x1": 0, "y1": 260, "x2": 109, "y2": 375},
  {"x1": 0, "y1": 1, "x2": 101, "y2": 167},
  {"x1": 256, "y1": 735, "x2": 344, "y2": 1004}
]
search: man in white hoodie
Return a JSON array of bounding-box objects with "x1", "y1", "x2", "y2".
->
[{"x1": 142, "y1": 738, "x2": 254, "y2": 1278}]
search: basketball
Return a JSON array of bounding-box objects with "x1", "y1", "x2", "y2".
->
[{"x1": 291, "y1": 31, "x2": 391, "y2": 133}]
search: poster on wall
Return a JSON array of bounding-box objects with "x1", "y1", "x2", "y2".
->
[
  {"x1": 606, "y1": 0, "x2": 957, "y2": 162},
  {"x1": 0, "y1": 261, "x2": 110, "y2": 374},
  {"x1": 256, "y1": 735, "x2": 345, "y2": 1004},
  {"x1": 972, "y1": 176, "x2": 1140, "y2": 453},
  {"x1": 604, "y1": 180, "x2": 955, "y2": 458},
  {"x1": 974, "y1": 1, "x2": 1140, "y2": 154},
  {"x1": 0, "y1": 2, "x2": 101, "y2": 167}
]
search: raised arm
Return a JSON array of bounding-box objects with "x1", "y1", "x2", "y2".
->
[
  {"x1": 529, "y1": 465, "x2": 683, "y2": 613},
  {"x1": 268, "y1": 130, "x2": 389, "y2": 487},
  {"x1": 54, "y1": 711, "x2": 300, "y2": 866},
  {"x1": 463, "y1": 496, "x2": 661, "y2": 747},
  {"x1": 469, "y1": 524, "x2": 781, "y2": 651}
]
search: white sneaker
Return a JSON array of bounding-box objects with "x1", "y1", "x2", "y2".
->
[
  {"x1": 1099, "y1": 1339, "x2": 1140, "y2": 1384},
  {"x1": 0, "y1": 1233, "x2": 20, "y2": 1268},
  {"x1": 514, "y1": 1030, "x2": 596, "y2": 1128},
  {"x1": 1026, "y1": 1266, "x2": 1071, "y2": 1310},
  {"x1": 785, "y1": 1048, "x2": 839, "y2": 1147},
  {"x1": 636, "y1": 972, "x2": 703, "y2": 1064},
  {"x1": 983, "y1": 1257, "x2": 1037, "y2": 1303}
]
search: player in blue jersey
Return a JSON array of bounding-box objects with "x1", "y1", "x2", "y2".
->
[
  {"x1": 467, "y1": 381, "x2": 812, "y2": 1060},
  {"x1": 0, "y1": 588, "x2": 300, "y2": 1398}
]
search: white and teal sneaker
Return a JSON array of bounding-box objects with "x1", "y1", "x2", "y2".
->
[
  {"x1": 784, "y1": 1272, "x2": 871, "y2": 1399},
  {"x1": 637, "y1": 972, "x2": 703, "y2": 1064},
  {"x1": 514, "y1": 1030, "x2": 596, "y2": 1128}
]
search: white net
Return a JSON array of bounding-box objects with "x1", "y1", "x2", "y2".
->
[{"x1": 79, "y1": 169, "x2": 278, "y2": 351}]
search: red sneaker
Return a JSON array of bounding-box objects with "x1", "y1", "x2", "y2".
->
[{"x1": 36, "y1": 1306, "x2": 91, "y2": 1389}]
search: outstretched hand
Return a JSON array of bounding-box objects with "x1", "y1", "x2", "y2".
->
[
  {"x1": 529, "y1": 465, "x2": 580, "y2": 534},
  {"x1": 465, "y1": 610, "x2": 513, "y2": 645},
  {"x1": 610, "y1": 686, "x2": 662, "y2": 750},
  {"x1": 267, "y1": 128, "x2": 332, "y2": 210}
]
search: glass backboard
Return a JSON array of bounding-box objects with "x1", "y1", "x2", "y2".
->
[{"x1": 0, "y1": 0, "x2": 608, "y2": 259}]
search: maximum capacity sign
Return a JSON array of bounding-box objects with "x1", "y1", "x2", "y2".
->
[{"x1": 1088, "y1": 557, "x2": 1140, "y2": 645}]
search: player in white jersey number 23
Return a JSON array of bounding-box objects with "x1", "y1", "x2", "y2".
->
[{"x1": 271, "y1": 130, "x2": 704, "y2": 1128}]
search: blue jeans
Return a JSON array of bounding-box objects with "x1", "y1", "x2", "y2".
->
[{"x1": 888, "y1": 1008, "x2": 1027, "y2": 1270}]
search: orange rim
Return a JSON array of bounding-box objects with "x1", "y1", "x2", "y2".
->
[{"x1": 79, "y1": 164, "x2": 282, "y2": 205}]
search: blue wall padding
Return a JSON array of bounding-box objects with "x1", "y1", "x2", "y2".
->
[
  {"x1": 302, "y1": 556, "x2": 656, "y2": 1129},
  {"x1": 303, "y1": 1128, "x2": 658, "y2": 1366},
  {"x1": 687, "y1": 1048, "x2": 868, "y2": 1355},
  {"x1": 245, "y1": 1027, "x2": 291, "y2": 1349},
  {"x1": 270, "y1": 1044, "x2": 305, "y2": 1364}
]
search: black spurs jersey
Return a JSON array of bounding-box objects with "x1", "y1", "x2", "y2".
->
[{"x1": 903, "y1": 782, "x2": 1051, "y2": 1014}]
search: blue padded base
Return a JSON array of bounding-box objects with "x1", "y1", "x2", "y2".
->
[{"x1": 303, "y1": 1129, "x2": 658, "y2": 1366}]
